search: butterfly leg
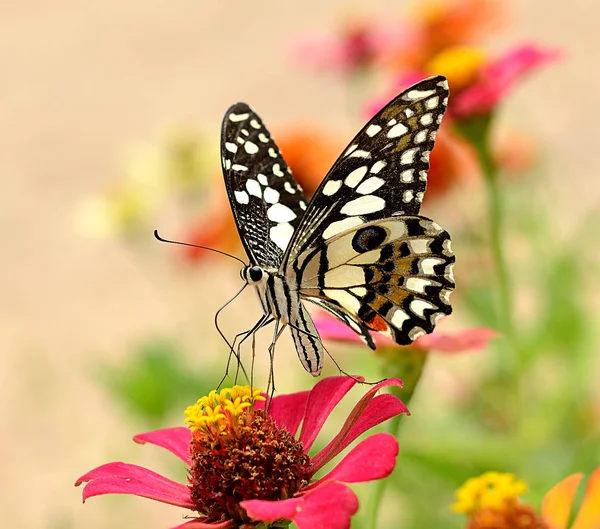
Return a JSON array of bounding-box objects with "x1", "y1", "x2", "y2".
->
[
  {"x1": 266, "y1": 321, "x2": 287, "y2": 401},
  {"x1": 217, "y1": 314, "x2": 273, "y2": 389}
]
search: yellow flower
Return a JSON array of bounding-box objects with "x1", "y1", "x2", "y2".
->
[{"x1": 453, "y1": 471, "x2": 528, "y2": 515}]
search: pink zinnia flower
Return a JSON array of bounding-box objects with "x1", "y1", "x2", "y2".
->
[
  {"x1": 315, "y1": 311, "x2": 498, "y2": 354},
  {"x1": 76, "y1": 377, "x2": 408, "y2": 529}
]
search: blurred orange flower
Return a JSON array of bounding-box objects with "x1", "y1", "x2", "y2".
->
[
  {"x1": 179, "y1": 127, "x2": 340, "y2": 263},
  {"x1": 454, "y1": 470, "x2": 600, "y2": 529}
]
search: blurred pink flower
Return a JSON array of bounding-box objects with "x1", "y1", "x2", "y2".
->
[
  {"x1": 76, "y1": 377, "x2": 408, "y2": 529},
  {"x1": 292, "y1": 19, "x2": 411, "y2": 74},
  {"x1": 315, "y1": 312, "x2": 499, "y2": 353},
  {"x1": 453, "y1": 44, "x2": 562, "y2": 117}
]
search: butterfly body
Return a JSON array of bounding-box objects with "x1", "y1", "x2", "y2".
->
[{"x1": 223, "y1": 76, "x2": 455, "y2": 377}]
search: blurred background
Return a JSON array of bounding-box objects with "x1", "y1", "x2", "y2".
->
[{"x1": 1, "y1": 1, "x2": 599, "y2": 528}]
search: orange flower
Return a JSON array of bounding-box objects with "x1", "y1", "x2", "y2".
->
[
  {"x1": 180, "y1": 126, "x2": 340, "y2": 263},
  {"x1": 275, "y1": 127, "x2": 341, "y2": 197},
  {"x1": 388, "y1": 0, "x2": 505, "y2": 71},
  {"x1": 542, "y1": 469, "x2": 600, "y2": 529},
  {"x1": 453, "y1": 470, "x2": 600, "y2": 529}
]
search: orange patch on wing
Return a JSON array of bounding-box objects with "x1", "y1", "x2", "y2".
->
[{"x1": 367, "y1": 314, "x2": 388, "y2": 332}]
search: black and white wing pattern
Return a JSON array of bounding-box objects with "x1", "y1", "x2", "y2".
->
[
  {"x1": 283, "y1": 76, "x2": 455, "y2": 348},
  {"x1": 221, "y1": 103, "x2": 307, "y2": 268}
]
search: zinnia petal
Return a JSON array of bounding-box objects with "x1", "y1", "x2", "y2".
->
[
  {"x1": 170, "y1": 519, "x2": 234, "y2": 529},
  {"x1": 257, "y1": 390, "x2": 310, "y2": 436},
  {"x1": 413, "y1": 327, "x2": 500, "y2": 353},
  {"x1": 542, "y1": 473, "x2": 583, "y2": 529},
  {"x1": 75, "y1": 462, "x2": 194, "y2": 509},
  {"x1": 311, "y1": 381, "x2": 406, "y2": 471},
  {"x1": 572, "y1": 468, "x2": 600, "y2": 529},
  {"x1": 133, "y1": 427, "x2": 192, "y2": 464},
  {"x1": 299, "y1": 375, "x2": 362, "y2": 451},
  {"x1": 242, "y1": 481, "x2": 358, "y2": 529},
  {"x1": 310, "y1": 433, "x2": 398, "y2": 486}
]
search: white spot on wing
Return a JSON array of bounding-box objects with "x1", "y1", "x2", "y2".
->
[
  {"x1": 273, "y1": 164, "x2": 284, "y2": 177},
  {"x1": 246, "y1": 179, "x2": 262, "y2": 197},
  {"x1": 411, "y1": 299, "x2": 436, "y2": 318},
  {"x1": 370, "y1": 160, "x2": 386, "y2": 174},
  {"x1": 401, "y1": 148, "x2": 417, "y2": 165},
  {"x1": 264, "y1": 187, "x2": 280, "y2": 204},
  {"x1": 403, "y1": 190, "x2": 414, "y2": 202},
  {"x1": 270, "y1": 223, "x2": 294, "y2": 251},
  {"x1": 400, "y1": 170, "x2": 413, "y2": 182},
  {"x1": 348, "y1": 149, "x2": 371, "y2": 158},
  {"x1": 244, "y1": 141, "x2": 259, "y2": 154},
  {"x1": 421, "y1": 257, "x2": 445, "y2": 275},
  {"x1": 250, "y1": 119, "x2": 261, "y2": 129},
  {"x1": 323, "y1": 180, "x2": 342, "y2": 196},
  {"x1": 340, "y1": 195, "x2": 386, "y2": 216},
  {"x1": 284, "y1": 182, "x2": 296, "y2": 194},
  {"x1": 234, "y1": 190, "x2": 249, "y2": 204},
  {"x1": 391, "y1": 308, "x2": 410, "y2": 328},
  {"x1": 258, "y1": 133, "x2": 269, "y2": 143},
  {"x1": 267, "y1": 203, "x2": 297, "y2": 222},
  {"x1": 366, "y1": 124, "x2": 382, "y2": 137},
  {"x1": 225, "y1": 142, "x2": 238, "y2": 153},
  {"x1": 405, "y1": 278, "x2": 433, "y2": 293},
  {"x1": 426, "y1": 96, "x2": 440, "y2": 109},
  {"x1": 404, "y1": 89, "x2": 435, "y2": 101},
  {"x1": 268, "y1": 148, "x2": 277, "y2": 158},
  {"x1": 229, "y1": 112, "x2": 250, "y2": 122},
  {"x1": 322, "y1": 217, "x2": 363, "y2": 239},
  {"x1": 420, "y1": 113, "x2": 433, "y2": 125},
  {"x1": 299, "y1": 201, "x2": 307, "y2": 210},
  {"x1": 344, "y1": 166, "x2": 368, "y2": 188},
  {"x1": 414, "y1": 130, "x2": 428, "y2": 144},
  {"x1": 232, "y1": 164, "x2": 248, "y2": 171},
  {"x1": 257, "y1": 173, "x2": 268, "y2": 186},
  {"x1": 344, "y1": 144, "x2": 358, "y2": 156},
  {"x1": 388, "y1": 123, "x2": 408, "y2": 138},
  {"x1": 356, "y1": 176, "x2": 385, "y2": 195}
]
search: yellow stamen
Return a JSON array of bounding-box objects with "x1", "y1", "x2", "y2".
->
[
  {"x1": 452, "y1": 471, "x2": 528, "y2": 515},
  {"x1": 426, "y1": 45, "x2": 487, "y2": 90},
  {"x1": 185, "y1": 385, "x2": 265, "y2": 434}
]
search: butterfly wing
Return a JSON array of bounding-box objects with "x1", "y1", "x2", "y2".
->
[
  {"x1": 221, "y1": 103, "x2": 307, "y2": 267},
  {"x1": 281, "y1": 76, "x2": 454, "y2": 346},
  {"x1": 291, "y1": 216, "x2": 455, "y2": 346},
  {"x1": 282, "y1": 76, "x2": 449, "y2": 266}
]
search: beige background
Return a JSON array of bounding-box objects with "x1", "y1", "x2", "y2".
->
[{"x1": 1, "y1": 1, "x2": 597, "y2": 528}]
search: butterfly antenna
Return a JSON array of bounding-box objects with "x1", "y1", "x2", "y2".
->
[{"x1": 153, "y1": 229, "x2": 247, "y2": 266}]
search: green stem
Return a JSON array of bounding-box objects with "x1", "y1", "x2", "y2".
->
[{"x1": 364, "y1": 350, "x2": 428, "y2": 529}]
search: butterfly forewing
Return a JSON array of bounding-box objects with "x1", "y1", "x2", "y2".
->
[
  {"x1": 282, "y1": 76, "x2": 449, "y2": 267},
  {"x1": 221, "y1": 103, "x2": 307, "y2": 268},
  {"x1": 294, "y1": 216, "x2": 455, "y2": 345}
]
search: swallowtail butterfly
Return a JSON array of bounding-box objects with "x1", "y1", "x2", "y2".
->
[{"x1": 222, "y1": 76, "x2": 455, "y2": 376}]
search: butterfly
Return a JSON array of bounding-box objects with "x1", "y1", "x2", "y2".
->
[{"x1": 221, "y1": 76, "x2": 455, "y2": 377}]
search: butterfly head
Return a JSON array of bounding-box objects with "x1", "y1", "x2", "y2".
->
[{"x1": 241, "y1": 265, "x2": 268, "y2": 286}]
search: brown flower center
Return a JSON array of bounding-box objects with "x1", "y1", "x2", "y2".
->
[
  {"x1": 186, "y1": 390, "x2": 311, "y2": 527},
  {"x1": 467, "y1": 501, "x2": 550, "y2": 529}
]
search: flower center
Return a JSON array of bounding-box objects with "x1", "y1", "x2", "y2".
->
[
  {"x1": 453, "y1": 472, "x2": 549, "y2": 529},
  {"x1": 185, "y1": 386, "x2": 311, "y2": 526}
]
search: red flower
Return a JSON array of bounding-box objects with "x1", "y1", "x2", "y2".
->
[
  {"x1": 76, "y1": 377, "x2": 408, "y2": 529},
  {"x1": 315, "y1": 311, "x2": 498, "y2": 354}
]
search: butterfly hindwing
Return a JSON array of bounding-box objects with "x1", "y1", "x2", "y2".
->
[
  {"x1": 221, "y1": 103, "x2": 307, "y2": 268},
  {"x1": 282, "y1": 76, "x2": 449, "y2": 267},
  {"x1": 294, "y1": 216, "x2": 455, "y2": 346}
]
